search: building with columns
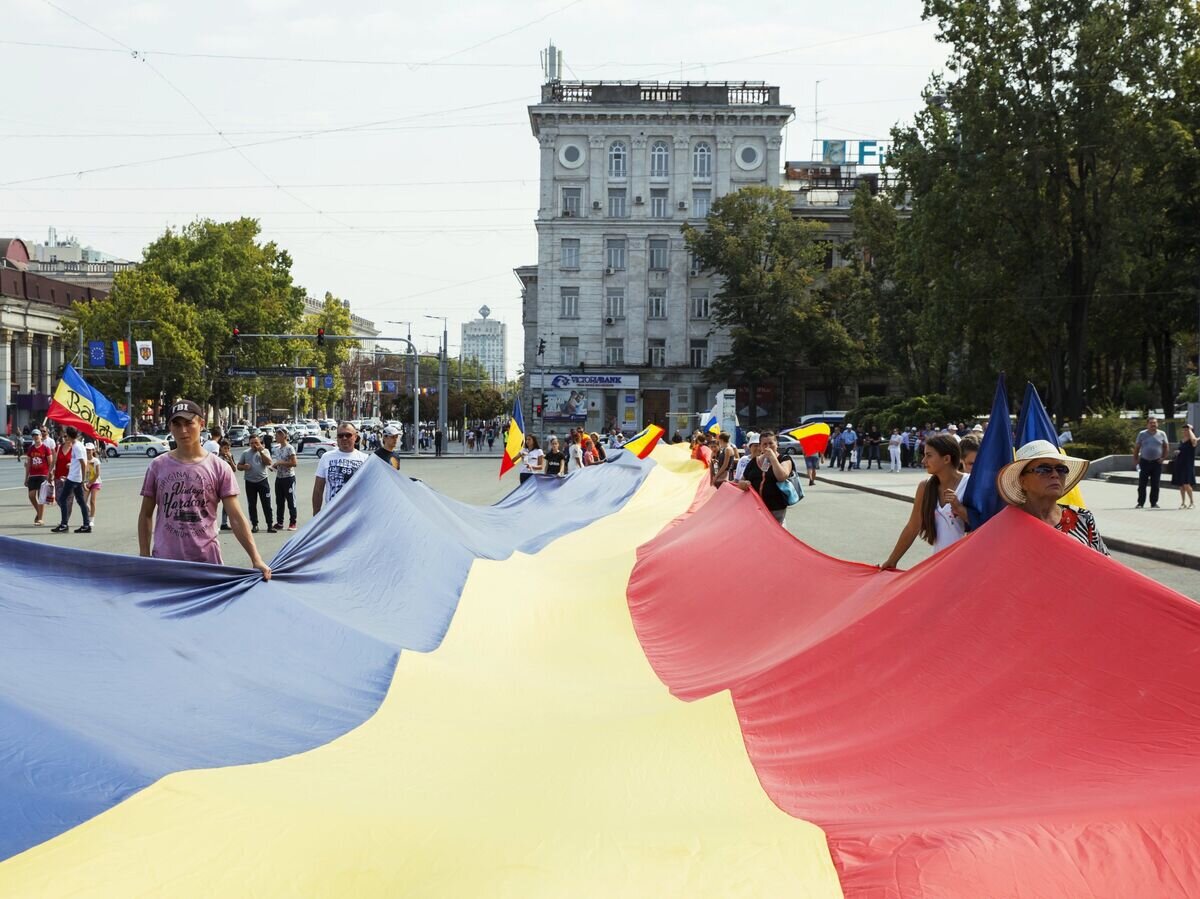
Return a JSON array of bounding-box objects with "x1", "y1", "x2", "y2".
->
[
  {"x1": 523, "y1": 78, "x2": 792, "y2": 435},
  {"x1": 1, "y1": 238, "x2": 109, "y2": 434}
]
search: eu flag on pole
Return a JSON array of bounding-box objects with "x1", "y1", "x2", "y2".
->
[
  {"x1": 87, "y1": 341, "x2": 106, "y2": 367},
  {"x1": 962, "y1": 373, "x2": 1013, "y2": 531},
  {"x1": 1016, "y1": 381, "x2": 1086, "y2": 508}
]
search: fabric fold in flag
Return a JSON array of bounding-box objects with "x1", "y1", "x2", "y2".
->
[
  {"x1": 46, "y1": 364, "x2": 130, "y2": 445},
  {"x1": 499, "y1": 395, "x2": 525, "y2": 479}
]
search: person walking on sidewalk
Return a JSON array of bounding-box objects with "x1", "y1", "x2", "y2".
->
[
  {"x1": 238, "y1": 434, "x2": 276, "y2": 533},
  {"x1": 50, "y1": 427, "x2": 91, "y2": 534},
  {"x1": 23, "y1": 428, "x2": 52, "y2": 525},
  {"x1": 879, "y1": 435, "x2": 967, "y2": 569},
  {"x1": 271, "y1": 426, "x2": 298, "y2": 530},
  {"x1": 1133, "y1": 417, "x2": 1169, "y2": 509},
  {"x1": 1171, "y1": 422, "x2": 1196, "y2": 509}
]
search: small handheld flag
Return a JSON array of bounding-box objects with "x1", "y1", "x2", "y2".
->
[
  {"x1": 46, "y1": 364, "x2": 131, "y2": 445},
  {"x1": 963, "y1": 373, "x2": 1012, "y2": 530},
  {"x1": 499, "y1": 396, "x2": 525, "y2": 479},
  {"x1": 783, "y1": 422, "x2": 831, "y2": 457},
  {"x1": 623, "y1": 424, "x2": 665, "y2": 460}
]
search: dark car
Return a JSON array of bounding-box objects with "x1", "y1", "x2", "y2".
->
[{"x1": 0, "y1": 435, "x2": 17, "y2": 455}]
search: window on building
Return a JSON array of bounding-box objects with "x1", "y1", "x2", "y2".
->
[
  {"x1": 648, "y1": 289, "x2": 667, "y2": 319},
  {"x1": 692, "y1": 141, "x2": 713, "y2": 179},
  {"x1": 692, "y1": 189, "x2": 711, "y2": 218},
  {"x1": 648, "y1": 238, "x2": 669, "y2": 270},
  {"x1": 608, "y1": 188, "x2": 627, "y2": 218},
  {"x1": 605, "y1": 238, "x2": 626, "y2": 270},
  {"x1": 650, "y1": 188, "x2": 669, "y2": 218},
  {"x1": 608, "y1": 140, "x2": 628, "y2": 178},
  {"x1": 690, "y1": 289, "x2": 710, "y2": 319},
  {"x1": 560, "y1": 287, "x2": 579, "y2": 318},
  {"x1": 605, "y1": 338, "x2": 625, "y2": 365},
  {"x1": 690, "y1": 338, "x2": 709, "y2": 368},
  {"x1": 650, "y1": 140, "x2": 670, "y2": 178},
  {"x1": 561, "y1": 238, "x2": 580, "y2": 269},
  {"x1": 648, "y1": 338, "x2": 666, "y2": 367},
  {"x1": 560, "y1": 336, "x2": 579, "y2": 366},
  {"x1": 605, "y1": 289, "x2": 625, "y2": 320},
  {"x1": 688, "y1": 252, "x2": 703, "y2": 276},
  {"x1": 562, "y1": 187, "x2": 581, "y2": 217}
]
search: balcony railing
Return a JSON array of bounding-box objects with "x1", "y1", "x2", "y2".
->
[{"x1": 542, "y1": 81, "x2": 780, "y2": 106}]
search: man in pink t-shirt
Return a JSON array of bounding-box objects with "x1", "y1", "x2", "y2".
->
[{"x1": 138, "y1": 400, "x2": 271, "y2": 578}]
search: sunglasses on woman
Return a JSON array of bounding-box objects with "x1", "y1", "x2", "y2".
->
[{"x1": 1023, "y1": 464, "x2": 1070, "y2": 476}]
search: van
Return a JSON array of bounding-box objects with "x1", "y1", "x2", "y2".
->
[{"x1": 798, "y1": 410, "x2": 848, "y2": 428}]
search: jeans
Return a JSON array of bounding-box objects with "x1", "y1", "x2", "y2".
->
[
  {"x1": 246, "y1": 479, "x2": 272, "y2": 527},
  {"x1": 274, "y1": 477, "x2": 297, "y2": 526},
  {"x1": 58, "y1": 479, "x2": 90, "y2": 527},
  {"x1": 1137, "y1": 458, "x2": 1163, "y2": 507},
  {"x1": 863, "y1": 444, "x2": 881, "y2": 469}
]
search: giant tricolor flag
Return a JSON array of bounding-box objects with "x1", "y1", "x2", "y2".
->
[
  {"x1": 622, "y1": 423, "x2": 665, "y2": 459},
  {"x1": 499, "y1": 395, "x2": 525, "y2": 478},
  {"x1": 783, "y1": 422, "x2": 831, "y2": 457},
  {"x1": 46, "y1": 364, "x2": 130, "y2": 445}
]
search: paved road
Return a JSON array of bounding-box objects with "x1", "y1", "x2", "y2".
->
[{"x1": 1, "y1": 452, "x2": 1195, "y2": 600}]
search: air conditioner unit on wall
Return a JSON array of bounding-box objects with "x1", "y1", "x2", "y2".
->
[
  {"x1": 605, "y1": 267, "x2": 615, "y2": 275},
  {"x1": 592, "y1": 200, "x2": 602, "y2": 210},
  {"x1": 634, "y1": 195, "x2": 644, "y2": 204},
  {"x1": 678, "y1": 201, "x2": 687, "y2": 209},
  {"x1": 605, "y1": 316, "x2": 614, "y2": 325}
]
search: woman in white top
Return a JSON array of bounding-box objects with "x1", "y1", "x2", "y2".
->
[
  {"x1": 887, "y1": 428, "x2": 904, "y2": 472},
  {"x1": 518, "y1": 434, "x2": 545, "y2": 484},
  {"x1": 879, "y1": 435, "x2": 969, "y2": 569}
]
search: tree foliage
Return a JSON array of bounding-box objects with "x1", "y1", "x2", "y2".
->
[{"x1": 867, "y1": 0, "x2": 1200, "y2": 421}]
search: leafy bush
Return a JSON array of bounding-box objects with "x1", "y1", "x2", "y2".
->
[
  {"x1": 1061, "y1": 442, "x2": 1107, "y2": 461},
  {"x1": 846, "y1": 394, "x2": 975, "y2": 432},
  {"x1": 1069, "y1": 416, "x2": 1136, "y2": 455}
]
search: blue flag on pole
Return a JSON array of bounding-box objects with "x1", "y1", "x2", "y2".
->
[
  {"x1": 88, "y1": 341, "x2": 106, "y2": 367},
  {"x1": 962, "y1": 373, "x2": 1013, "y2": 531},
  {"x1": 1016, "y1": 381, "x2": 1059, "y2": 448}
]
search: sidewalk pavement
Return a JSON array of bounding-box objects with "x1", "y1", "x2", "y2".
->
[{"x1": 815, "y1": 462, "x2": 1200, "y2": 571}]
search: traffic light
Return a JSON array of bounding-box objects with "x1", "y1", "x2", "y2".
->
[
  {"x1": 317, "y1": 327, "x2": 325, "y2": 346},
  {"x1": 536, "y1": 404, "x2": 543, "y2": 417},
  {"x1": 541, "y1": 392, "x2": 548, "y2": 407},
  {"x1": 232, "y1": 326, "x2": 240, "y2": 344}
]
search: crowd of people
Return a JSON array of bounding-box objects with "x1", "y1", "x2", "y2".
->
[
  {"x1": 513, "y1": 427, "x2": 626, "y2": 483},
  {"x1": 825, "y1": 421, "x2": 984, "y2": 472}
]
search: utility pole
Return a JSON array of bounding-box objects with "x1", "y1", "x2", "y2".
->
[
  {"x1": 126, "y1": 319, "x2": 153, "y2": 433},
  {"x1": 425, "y1": 314, "x2": 449, "y2": 444}
]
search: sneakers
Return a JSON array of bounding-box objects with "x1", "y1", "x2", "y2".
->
[
  {"x1": 267, "y1": 526, "x2": 278, "y2": 534},
  {"x1": 50, "y1": 525, "x2": 68, "y2": 533},
  {"x1": 251, "y1": 525, "x2": 259, "y2": 533},
  {"x1": 220, "y1": 524, "x2": 232, "y2": 531},
  {"x1": 288, "y1": 523, "x2": 297, "y2": 531},
  {"x1": 75, "y1": 525, "x2": 92, "y2": 533},
  {"x1": 275, "y1": 522, "x2": 284, "y2": 531}
]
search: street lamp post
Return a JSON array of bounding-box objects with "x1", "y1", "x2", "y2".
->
[
  {"x1": 424, "y1": 314, "x2": 448, "y2": 443},
  {"x1": 126, "y1": 319, "x2": 154, "y2": 432}
]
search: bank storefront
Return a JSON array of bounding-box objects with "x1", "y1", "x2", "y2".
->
[{"x1": 531, "y1": 372, "x2": 649, "y2": 435}]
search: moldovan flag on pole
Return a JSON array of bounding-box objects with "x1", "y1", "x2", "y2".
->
[
  {"x1": 623, "y1": 423, "x2": 665, "y2": 459},
  {"x1": 46, "y1": 364, "x2": 130, "y2": 445},
  {"x1": 499, "y1": 395, "x2": 525, "y2": 479},
  {"x1": 112, "y1": 340, "x2": 129, "y2": 367},
  {"x1": 784, "y1": 422, "x2": 831, "y2": 456},
  {"x1": 1016, "y1": 380, "x2": 1086, "y2": 508}
]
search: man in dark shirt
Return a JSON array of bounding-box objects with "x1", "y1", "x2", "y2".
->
[{"x1": 864, "y1": 424, "x2": 883, "y2": 470}]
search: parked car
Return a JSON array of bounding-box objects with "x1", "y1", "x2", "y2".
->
[
  {"x1": 109, "y1": 434, "x2": 172, "y2": 458},
  {"x1": 227, "y1": 426, "x2": 250, "y2": 447},
  {"x1": 318, "y1": 418, "x2": 336, "y2": 431},
  {"x1": 153, "y1": 431, "x2": 177, "y2": 450},
  {"x1": 0, "y1": 435, "x2": 17, "y2": 455},
  {"x1": 777, "y1": 434, "x2": 803, "y2": 456},
  {"x1": 304, "y1": 437, "x2": 338, "y2": 458}
]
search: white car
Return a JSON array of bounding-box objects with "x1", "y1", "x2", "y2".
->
[
  {"x1": 301, "y1": 437, "x2": 338, "y2": 457},
  {"x1": 109, "y1": 434, "x2": 172, "y2": 458}
]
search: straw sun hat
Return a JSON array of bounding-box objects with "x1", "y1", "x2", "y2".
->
[{"x1": 996, "y1": 440, "x2": 1089, "y2": 506}]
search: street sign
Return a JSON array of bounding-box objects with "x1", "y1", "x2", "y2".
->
[{"x1": 226, "y1": 367, "x2": 316, "y2": 377}]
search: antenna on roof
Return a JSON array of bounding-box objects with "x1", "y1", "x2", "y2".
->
[{"x1": 541, "y1": 41, "x2": 562, "y2": 83}]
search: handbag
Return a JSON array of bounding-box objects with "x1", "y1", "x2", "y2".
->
[{"x1": 760, "y1": 459, "x2": 806, "y2": 506}]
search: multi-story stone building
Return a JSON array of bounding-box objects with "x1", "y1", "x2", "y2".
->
[
  {"x1": 522, "y1": 78, "x2": 793, "y2": 435},
  {"x1": 461, "y1": 305, "x2": 506, "y2": 385}
]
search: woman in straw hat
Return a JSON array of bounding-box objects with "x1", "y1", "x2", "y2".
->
[{"x1": 997, "y1": 440, "x2": 1108, "y2": 554}]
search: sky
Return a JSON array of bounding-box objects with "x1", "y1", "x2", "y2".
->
[{"x1": 1, "y1": 0, "x2": 950, "y2": 372}]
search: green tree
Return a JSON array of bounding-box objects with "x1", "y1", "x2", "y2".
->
[
  {"x1": 138, "y1": 218, "x2": 306, "y2": 411},
  {"x1": 60, "y1": 269, "x2": 206, "y2": 421},
  {"x1": 683, "y1": 186, "x2": 827, "y2": 423},
  {"x1": 884, "y1": 0, "x2": 1200, "y2": 420}
]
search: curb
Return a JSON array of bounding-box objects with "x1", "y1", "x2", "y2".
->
[{"x1": 815, "y1": 475, "x2": 1200, "y2": 572}]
